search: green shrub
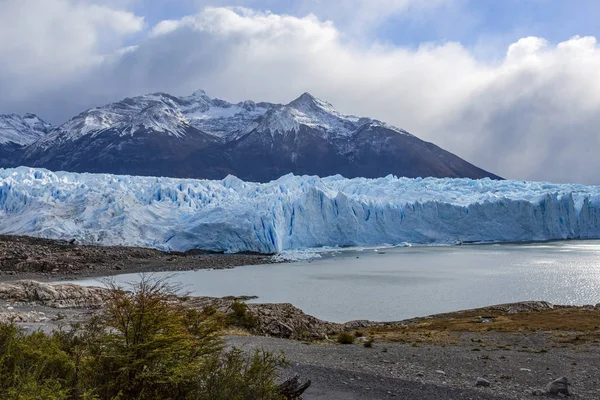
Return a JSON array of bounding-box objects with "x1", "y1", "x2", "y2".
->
[
  {"x1": 0, "y1": 276, "x2": 285, "y2": 400},
  {"x1": 337, "y1": 332, "x2": 355, "y2": 345},
  {"x1": 0, "y1": 324, "x2": 75, "y2": 400},
  {"x1": 228, "y1": 300, "x2": 258, "y2": 330}
]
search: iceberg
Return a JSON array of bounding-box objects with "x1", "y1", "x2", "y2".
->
[{"x1": 1, "y1": 167, "x2": 600, "y2": 253}]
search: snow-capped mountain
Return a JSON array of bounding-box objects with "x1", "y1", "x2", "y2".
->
[
  {"x1": 0, "y1": 113, "x2": 53, "y2": 167},
  {"x1": 3, "y1": 91, "x2": 500, "y2": 181},
  {"x1": 0, "y1": 113, "x2": 52, "y2": 146}
]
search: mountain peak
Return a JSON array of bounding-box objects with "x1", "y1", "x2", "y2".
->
[
  {"x1": 0, "y1": 113, "x2": 53, "y2": 146},
  {"x1": 288, "y1": 92, "x2": 325, "y2": 107},
  {"x1": 299, "y1": 92, "x2": 316, "y2": 100},
  {"x1": 192, "y1": 89, "x2": 209, "y2": 98},
  {"x1": 1, "y1": 90, "x2": 501, "y2": 182}
]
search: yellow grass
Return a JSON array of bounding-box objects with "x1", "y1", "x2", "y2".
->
[{"x1": 362, "y1": 307, "x2": 600, "y2": 345}]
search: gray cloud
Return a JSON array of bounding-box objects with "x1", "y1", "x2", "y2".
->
[{"x1": 1, "y1": 4, "x2": 600, "y2": 184}]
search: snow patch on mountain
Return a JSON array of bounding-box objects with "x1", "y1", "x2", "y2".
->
[
  {"x1": 0, "y1": 114, "x2": 53, "y2": 146},
  {"x1": 1, "y1": 167, "x2": 599, "y2": 253},
  {"x1": 24, "y1": 90, "x2": 412, "y2": 150},
  {"x1": 252, "y1": 92, "x2": 409, "y2": 138}
]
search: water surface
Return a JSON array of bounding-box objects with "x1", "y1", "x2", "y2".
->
[{"x1": 70, "y1": 241, "x2": 600, "y2": 323}]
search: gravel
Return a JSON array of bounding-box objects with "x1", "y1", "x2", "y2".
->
[{"x1": 228, "y1": 334, "x2": 600, "y2": 399}]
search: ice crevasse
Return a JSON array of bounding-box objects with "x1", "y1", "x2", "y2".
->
[{"x1": 1, "y1": 167, "x2": 600, "y2": 253}]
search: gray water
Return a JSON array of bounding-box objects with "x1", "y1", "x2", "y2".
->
[{"x1": 70, "y1": 241, "x2": 600, "y2": 323}]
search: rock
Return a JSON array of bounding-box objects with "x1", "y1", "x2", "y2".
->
[
  {"x1": 489, "y1": 301, "x2": 554, "y2": 313},
  {"x1": 0, "y1": 280, "x2": 110, "y2": 309},
  {"x1": 546, "y1": 377, "x2": 569, "y2": 396},
  {"x1": 278, "y1": 374, "x2": 311, "y2": 399},
  {"x1": 435, "y1": 370, "x2": 445, "y2": 375},
  {"x1": 531, "y1": 389, "x2": 545, "y2": 396},
  {"x1": 476, "y1": 377, "x2": 491, "y2": 387}
]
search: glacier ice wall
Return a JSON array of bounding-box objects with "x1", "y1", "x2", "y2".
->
[{"x1": 1, "y1": 167, "x2": 600, "y2": 253}]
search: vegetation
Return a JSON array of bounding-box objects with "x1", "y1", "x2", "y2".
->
[
  {"x1": 0, "y1": 276, "x2": 286, "y2": 400},
  {"x1": 228, "y1": 300, "x2": 258, "y2": 330},
  {"x1": 363, "y1": 337, "x2": 374, "y2": 348},
  {"x1": 336, "y1": 332, "x2": 355, "y2": 345},
  {"x1": 363, "y1": 307, "x2": 600, "y2": 345}
]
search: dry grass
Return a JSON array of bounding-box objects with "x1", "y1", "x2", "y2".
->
[
  {"x1": 222, "y1": 327, "x2": 253, "y2": 336},
  {"x1": 361, "y1": 307, "x2": 600, "y2": 345}
]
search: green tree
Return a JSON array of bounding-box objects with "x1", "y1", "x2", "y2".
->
[{"x1": 0, "y1": 275, "x2": 287, "y2": 400}]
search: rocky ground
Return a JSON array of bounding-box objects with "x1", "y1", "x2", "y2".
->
[
  {"x1": 229, "y1": 333, "x2": 599, "y2": 399},
  {"x1": 0, "y1": 235, "x2": 598, "y2": 399},
  {"x1": 0, "y1": 280, "x2": 598, "y2": 399},
  {"x1": 0, "y1": 234, "x2": 274, "y2": 280}
]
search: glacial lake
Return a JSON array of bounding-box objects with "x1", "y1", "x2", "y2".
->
[{"x1": 69, "y1": 241, "x2": 600, "y2": 323}]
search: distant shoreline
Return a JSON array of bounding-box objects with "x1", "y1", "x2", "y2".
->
[
  {"x1": 0, "y1": 234, "x2": 276, "y2": 282},
  {"x1": 2, "y1": 233, "x2": 600, "y2": 282}
]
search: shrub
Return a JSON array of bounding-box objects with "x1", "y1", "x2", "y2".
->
[
  {"x1": 337, "y1": 332, "x2": 355, "y2": 345},
  {"x1": 363, "y1": 338, "x2": 374, "y2": 348},
  {"x1": 0, "y1": 324, "x2": 75, "y2": 400},
  {"x1": 0, "y1": 275, "x2": 286, "y2": 400},
  {"x1": 228, "y1": 300, "x2": 258, "y2": 330}
]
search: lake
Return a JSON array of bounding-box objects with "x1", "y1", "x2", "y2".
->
[{"x1": 69, "y1": 241, "x2": 600, "y2": 323}]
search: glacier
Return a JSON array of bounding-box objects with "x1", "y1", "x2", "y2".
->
[{"x1": 1, "y1": 167, "x2": 600, "y2": 253}]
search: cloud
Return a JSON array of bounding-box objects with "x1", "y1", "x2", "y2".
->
[
  {"x1": 2, "y1": 5, "x2": 600, "y2": 184},
  {"x1": 0, "y1": 0, "x2": 143, "y2": 100},
  {"x1": 293, "y1": 0, "x2": 453, "y2": 33}
]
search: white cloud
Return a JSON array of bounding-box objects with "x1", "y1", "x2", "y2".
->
[
  {"x1": 0, "y1": 0, "x2": 143, "y2": 99},
  {"x1": 294, "y1": 0, "x2": 452, "y2": 33},
  {"x1": 2, "y1": 5, "x2": 600, "y2": 184}
]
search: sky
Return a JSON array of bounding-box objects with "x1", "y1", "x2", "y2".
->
[{"x1": 2, "y1": 0, "x2": 600, "y2": 184}]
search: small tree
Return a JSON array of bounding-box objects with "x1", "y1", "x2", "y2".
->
[
  {"x1": 83, "y1": 275, "x2": 285, "y2": 400},
  {"x1": 0, "y1": 275, "x2": 288, "y2": 400},
  {"x1": 0, "y1": 324, "x2": 74, "y2": 400}
]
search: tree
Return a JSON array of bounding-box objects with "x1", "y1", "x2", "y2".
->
[{"x1": 0, "y1": 275, "x2": 287, "y2": 400}]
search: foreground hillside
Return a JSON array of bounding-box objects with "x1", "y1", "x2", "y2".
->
[
  {"x1": 0, "y1": 279, "x2": 598, "y2": 399},
  {"x1": 0, "y1": 167, "x2": 598, "y2": 253},
  {"x1": 1, "y1": 91, "x2": 500, "y2": 181}
]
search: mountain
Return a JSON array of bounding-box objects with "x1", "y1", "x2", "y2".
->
[
  {"x1": 0, "y1": 113, "x2": 52, "y2": 166},
  {"x1": 3, "y1": 91, "x2": 501, "y2": 181}
]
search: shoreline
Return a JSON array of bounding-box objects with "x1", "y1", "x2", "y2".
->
[
  {"x1": 0, "y1": 279, "x2": 598, "y2": 399},
  {"x1": 0, "y1": 234, "x2": 277, "y2": 282},
  {"x1": 3, "y1": 233, "x2": 600, "y2": 283}
]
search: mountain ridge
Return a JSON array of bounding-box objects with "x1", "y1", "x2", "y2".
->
[{"x1": 0, "y1": 91, "x2": 501, "y2": 181}]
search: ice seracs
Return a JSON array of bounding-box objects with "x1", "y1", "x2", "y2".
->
[{"x1": 0, "y1": 167, "x2": 599, "y2": 254}]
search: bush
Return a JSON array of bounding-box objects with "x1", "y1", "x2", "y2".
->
[
  {"x1": 0, "y1": 324, "x2": 75, "y2": 400},
  {"x1": 337, "y1": 332, "x2": 355, "y2": 345},
  {"x1": 363, "y1": 338, "x2": 374, "y2": 348},
  {"x1": 228, "y1": 300, "x2": 258, "y2": 330},
  {"x1": 0, "y1": 276, "x2": 286, "y2": 400}
]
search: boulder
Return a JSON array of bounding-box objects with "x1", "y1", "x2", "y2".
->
[{"x1": 546, "y1": 376, "x2": 569, "y2": 396}]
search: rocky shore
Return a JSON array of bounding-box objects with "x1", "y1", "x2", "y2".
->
[
  {"x1": 0, "y1": 234, "x2": 275, "y2": 280},
  {"x1": 0, "y1": 280, "x2": 598, "y2": 399},
  {"x1": 1, "y1": 236, "x2": 599, "y2": 399}
]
